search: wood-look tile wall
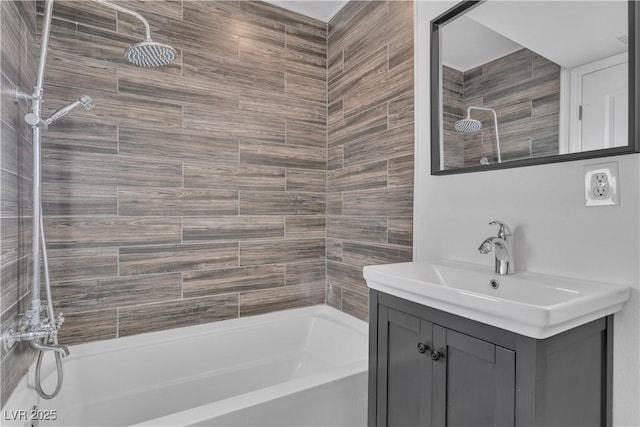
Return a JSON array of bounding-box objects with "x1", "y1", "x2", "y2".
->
[
  {"x1": 326, "y1": 1, "x2": 414, "y2": 320},
  {"x1": 443, "y1": 48, "x2": 561, "y2": 168},
  {"x1": 0, "y1": 0, "x2": 37, "y2": 406},
  {"x1": 38, "y1": 0, "x2": 328, "y2": 345}
]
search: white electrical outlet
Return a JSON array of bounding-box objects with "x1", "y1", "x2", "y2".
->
[{"x1": 584, "y1": 162, "x2": 619, "y2": 206}]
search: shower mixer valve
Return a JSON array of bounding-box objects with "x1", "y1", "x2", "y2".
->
[{"x1": 3, "y1": 307, "x2": 68, "y2": 356}]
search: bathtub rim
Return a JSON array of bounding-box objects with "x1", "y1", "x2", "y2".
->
[{"x1": 2, "y1": 304, "x2": 368, "y2": 425}]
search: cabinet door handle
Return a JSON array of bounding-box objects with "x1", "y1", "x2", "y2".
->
[
  {"x1": 430, "y1": 350, "x2": 442, "y2": 361},
  {"x1": 417, "y1": 342, "x2": 430, "y2": 354}
]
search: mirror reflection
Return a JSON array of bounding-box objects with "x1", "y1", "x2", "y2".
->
[{"x1": 438, "y1": 1, "x2": 628, "y2": 171}]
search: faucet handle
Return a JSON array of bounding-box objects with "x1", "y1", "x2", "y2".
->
[{"x1": 488, "y1": 220, "x2": 512, "y2": 239}]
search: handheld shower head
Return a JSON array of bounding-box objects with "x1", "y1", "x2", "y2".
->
[{"x1": 44, "y1": 95, "x2": 95, "y2": 126}]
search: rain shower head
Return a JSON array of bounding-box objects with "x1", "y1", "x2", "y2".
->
[
  {"x1": 454, "y1": 117, "x2": 482, "y2": 133},
  {"x1": 92, "y1": 0, "x2": 176, "y2": 68},
  {"x1": 125, "y1": 40, "x2": 177, "y2": 68}
]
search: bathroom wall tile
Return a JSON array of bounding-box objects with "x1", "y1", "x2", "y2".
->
[
  {"x1": 342, "y1": 241, "x2": 413, "y2": 269},
  {"x1": 326, "y1": 283, "x2": 343, "y2": 311},
  {"x1": 285, "y1": 73, "x2": 325, "y2": 103},
  {"x1": 119, "y1": 127, "x2": 240, "y2": 163},
  {"x1": 326, "y1": 193, "x2": 343, "y2": 216},
  {"x1": 44, "y1": 119, "x2": 119, "y2": 154},
  {"x1": 46, "y1": 247, "x2": 118, "y2": 283},
  {"x1": 328, "y1": 103, "x2": 387, "y2": 148},
  {"x1": 183, "y1": 49, "x2": 284, "y2": 94},
  {"x1": 239, "y1": 140, "x2": 326, "y2": 170},
  {"x1": 42, "y1": 149, "x2": 182, "y2": 188},
  {"x1": 1, "y1": 217, "x2": 31, "y2": 267},
  {"x1": 343, "y1": 122, "x2": 413, "y2": 167},
  {"x1": 328, "y1": 146, "x2": 344, "y2": 171},
  {"x1": 42, "y1": 182, "x2": 117, "y2": 216},
  {"x1": 183, "y1": 265, "x2": 285, "y2": 298},
  {"x1": 43, "y1": 216, "x2": 182, "y2": 249},
  {"x1": 119, "y1": 294, "x2": 239, "y2": 337},
  {"x1": 388, "y1": 155, "x2": 414, "y2": 187},
  {"x1": 118, "y1": 67, "x2": 239, "y2": 108},
  {"x1": 183, "y1": 104, "x2": 285, "y2": 145},
  {"x1": 328, "y1": 46, "x2": 387, "y2": 104},
  {"x1": 342, "y1": 59, "x2": 413, "y2": 118},
  {"x1": 1, "y1": 170, "x2": 32, "y2": 217},
  {"x1": 1, "y1": 1, "x2": 27, "y2": 87},
  {"x1": 327, "y1": 216, "x2": 387, "y2": 243},
  {"x1": 57, "y1": 309, "x2": 118, "y2": 346},
  {"x1": 285, "y1": 215, "x2": 326, "y2": 239},
  {"x1": 44, "y1": 50, "x2": 118, "y2": 95},
  {"x1": 119, "y1": 243, "x2": 239, "y2": 276},
  {"x1": 327, "y1": 160, "x2": 387, "y2": 193},
  {"x1": 285, "y1": 261, "x2": 326, "y2": 287},
  {"x1": 342, "y1": 186, "x2": 413, "y2": 217},
  {"x1": 118, "y1": 188, "x2": 239, "y2": 216},
  {"x1": 183, "y1": 162, "x2": 285, "y2": 191},
  {"x1": 0, "y1": 256, "x2": 30, "y2": 315},
  {"x1": 0, "y1": 121, "x2": 32, "y2": 177},
  {"x1": 341, "y1": 288, "x2": 368, "y2": 321},
  {"x1": 239, "y1": 238, "x2": 326, "y2": 266},
  {"x1": 327, "y1": 1, "x2": 413, "y2": 319},
  {"x1": 52, "y1": 273, "x2": 182, "y2": 313},
  {"x1": 326, "y1": 261, "x2": 367, "y2": 291},
  {"x1": 241, "y1": 1, "x2": 326, "y2": 37},
  {"x1": 327, "y1": 238, "x2": 343, "y2": 262},
  {"x1": 328, "y1": 99, "x2": 344, "y2": 127},
  {"x1": 239, "y1": 191, "x2": 325, "y2": 216},
  {"x1": 39, "y1": 0, "x2": 117, "y2": 31},
  {"x1": 183, "y1": 216, "x2": 285, "y2": 242},
  {"x1": 239, "y1": 282, "x2": 325, "y2": 317},
  {"x1": 285, "y1": 119, "x2": 326, "y2": 148},
  {"x1": 388, "y1": 217, "x2": 413, "y2": 247},
  {"x1": 389, "y1": 92, "x2": 414, "y2": 130},
  {"x1": 286, "y1": 169, "x2": 326, "y2": 193}
]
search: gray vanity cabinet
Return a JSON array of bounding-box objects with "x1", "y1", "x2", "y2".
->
[{"x1": 369, "y1": 290, "x2": 612, "y2": 427}]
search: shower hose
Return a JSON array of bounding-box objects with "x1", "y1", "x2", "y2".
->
[{"x1": 35, "y1": 211, "x2": 64, "y2": 399}]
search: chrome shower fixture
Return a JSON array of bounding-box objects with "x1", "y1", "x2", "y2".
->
[
  {"x1": 91, "y1": 0, "x2": 176, "y2": 67},
  {"x1": 24, "y1": 95, "x2": 95, "y2": 129},
  {"x1": 45, "y1": 95, "x2": 95, "y2": 125},
  {"x1": 454, "y1": 106, "x2": 502, "y2": 163}
]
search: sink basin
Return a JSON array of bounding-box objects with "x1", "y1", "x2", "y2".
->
[{"x1": 363, "y1": 260, "x2": 630, "y2": 339}]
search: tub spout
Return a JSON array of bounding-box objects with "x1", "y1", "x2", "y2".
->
[{"x1": 31, "y1": 340, "x2": 70, "y2": 357}]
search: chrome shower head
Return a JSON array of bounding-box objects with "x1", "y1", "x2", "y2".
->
[
  {"x1": 44, "y1": 95, "x2": 95, "y2": 126},
  {"x1": 124, "y1": 40, "x2": 176, "y2": 67},
  {"x1": 454, "y1": 117, "x2": 482, "y2": 134}
]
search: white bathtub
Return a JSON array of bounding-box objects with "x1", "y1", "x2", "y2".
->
[{"x1": 3, "y1": 305, "x2": 368, "y2": 427}]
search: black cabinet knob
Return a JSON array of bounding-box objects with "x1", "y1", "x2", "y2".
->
[
  {"x1": 430, "y1": 350, "x2": 442, "y2": 361},
  {"x1": 417, "y1": 343, "x2": 429, "y2": 354}
]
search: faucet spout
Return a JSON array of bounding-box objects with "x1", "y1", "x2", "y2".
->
[
  {"x1": 30, "y1": 340, "x2": 70, "y2": 357},
  {"x1": 478, "y1": 221, "x2": 515, "y2": 275}
]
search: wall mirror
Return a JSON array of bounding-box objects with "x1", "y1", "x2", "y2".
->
[{"x1": 431, "y1": 0, "x2": 640, "y2": 174}]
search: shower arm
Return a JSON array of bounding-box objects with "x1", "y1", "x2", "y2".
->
[
  {"x1": 90, "y1": 0, "x2": 152, "y2": 41},
  {"x1": 467, "y1": 106, "x2": 502, "y2": 163}
]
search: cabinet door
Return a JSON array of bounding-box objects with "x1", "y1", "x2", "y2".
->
[
  {"x1": 377, "y1": 306, "x2": 433, "y2": 427},
  {"x1": 432, "y1": 326, "x2": 516, "y2": 427}
]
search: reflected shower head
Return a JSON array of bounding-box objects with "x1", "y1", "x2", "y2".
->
[
  {"x1": 454, "y1": 106, "x2": 503, "y2": 163},
  {"x1": 124, "y1": 40, "x2": 177, "y2": 67},
  {"x1": 454, "y1": 117, "x2": 482, "y2": 133}
]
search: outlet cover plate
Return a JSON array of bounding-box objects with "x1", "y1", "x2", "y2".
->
[{"x1": 584, "y1": 161, "x2": 619, "y2": 206}]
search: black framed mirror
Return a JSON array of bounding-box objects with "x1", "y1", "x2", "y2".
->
[{"x1": 431, "y1": 1, "x2": 640, "y2": 175}]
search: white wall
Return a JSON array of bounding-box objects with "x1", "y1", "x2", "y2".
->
[{"x1": 414, "y1": 2, "x2": 640, "y2": 425}]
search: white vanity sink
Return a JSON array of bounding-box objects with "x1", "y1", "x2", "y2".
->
[{"x1": 363, "y1": 260, "x2": 630, "y2": 339}]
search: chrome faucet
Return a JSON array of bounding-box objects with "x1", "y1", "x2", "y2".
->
[
  {"x1": 30, "y1": 340, "x2": 70, "y2": 357},
  {"x1": 478, "y1": 221, "x2": 515, "y2": 275}
]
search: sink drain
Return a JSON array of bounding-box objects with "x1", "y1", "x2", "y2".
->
[{"x1": 489, "y1": 279, "x2": 499, "y2": 289}]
